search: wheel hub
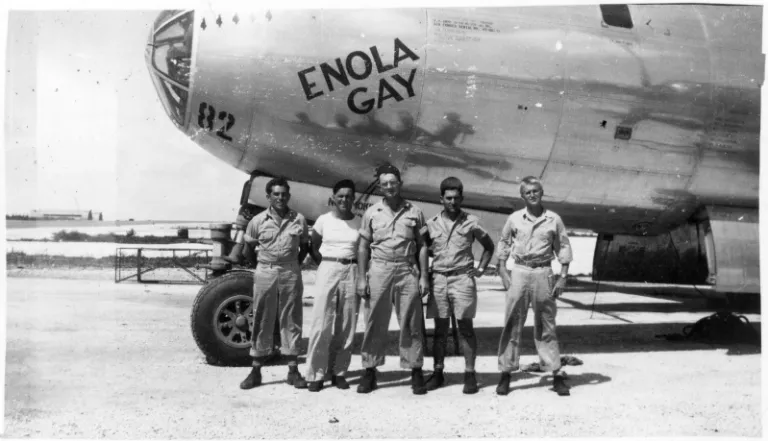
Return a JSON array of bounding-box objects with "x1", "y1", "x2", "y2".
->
[
  {"x1": 213, "y1": 294, "x2": 254, "y2": 349},
  {"x1": 235, "y1": 315, "x2": 248, "y2": 330}
]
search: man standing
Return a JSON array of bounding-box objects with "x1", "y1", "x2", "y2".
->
[
  {"x1": 294, "y1": 179, "x2": 361, "y2": 392},
  {"x1": 496, "y1": 176, "x2": 572, "y2": 396},
  {"x1": 240, "y1": 178, "x2": 309, "y2": 389},
  {"x1": 425, "y1": 177, "x2": 495, "y2": 394},
  {"x1": 356, "y1": 164, "x2": 430, "y2": 395}
]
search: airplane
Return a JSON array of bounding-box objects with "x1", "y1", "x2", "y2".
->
[{"x1": 144, "y1": 5, "x2": 762, "y2": 365}]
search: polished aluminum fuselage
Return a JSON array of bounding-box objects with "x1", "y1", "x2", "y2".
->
[{"x1": 147, "y1": 6, "x2": 762, "y2": 236}]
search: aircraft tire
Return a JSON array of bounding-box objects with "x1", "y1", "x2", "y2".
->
[{"x1": 191, "y1": 271, "x2": 256, "y2": 366}]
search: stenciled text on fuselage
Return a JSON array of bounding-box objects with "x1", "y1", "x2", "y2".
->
[{"x1": 297, "y1": 38, "x2": 420, "y2": 114}]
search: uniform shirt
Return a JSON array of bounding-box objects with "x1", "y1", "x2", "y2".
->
[
  {"x1": 426, "y1": 210, "x2": 489, "y2": 272},
  {"x1": 359, "y1": 200, "x2": 427, "y2": 262},
  {"x1": 244, "y1": 207, "x2": 308, "y2": 263},
  {"x1": 497, "y1": 208, "x2": 572, "y2": 267},
  {"x1": 313, "y1": 212, "x2": 360, "y2": 260}
]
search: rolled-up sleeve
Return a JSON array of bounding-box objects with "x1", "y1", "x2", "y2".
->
[
  {"x1": 496, "y1": 215, "x2": 515, "y2": 261},
  {"x1": 244, "y1": 217, "x2": 260, "y2": 248},
  {"x1": 553, "y1": 216, "x2": 573, "y2": 265},
  {"x1": 416, "y1": 210, "x2": 428, "y2": 237},
  {"x1": 470, "y1": 217, "x2": 489, "y2": 240},
  {"x1": 358, "y1": 209, "x2": 373, "y2": 242}
]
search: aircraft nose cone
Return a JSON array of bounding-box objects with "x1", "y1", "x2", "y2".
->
[{"x1": 145, "y1": 10, "x2": 195, "y2": 128}]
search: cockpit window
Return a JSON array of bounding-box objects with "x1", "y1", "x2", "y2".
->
[
  {"x1": 160, "y1": 80, "x2": 190, "y2": 128},
  {"x1": 148, "y1": 10, "x2": 194, "y2": 127},
  {"x1": 152, "y1": 11, "x2": 194, "y2": 87},
  {"x1": 153, "y1": 10, "x2": 184, "y2": 30},
  {"x1": 600, "y1": 4, "x2": 633, "y2": 29}
]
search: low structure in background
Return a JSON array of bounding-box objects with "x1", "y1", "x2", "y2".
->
[{"x1": 28, "y1": 209, "x2": 103, "y2": 221}]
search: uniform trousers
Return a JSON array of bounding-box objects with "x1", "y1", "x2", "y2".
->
[
  {"x1": 497, "y1": 264, "x2": 561, "y2": 372},
  {"x1": 250, "y1": 261, "x2": 303, "y2": 359},
  {"x1": 360, "y1": 260, "x2": 424, "y2": 369},
  {"x1": 304, "y1": 261, "x2": 360, "y2": 381}
]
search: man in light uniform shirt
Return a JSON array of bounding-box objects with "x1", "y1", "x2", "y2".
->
[
  {"x1": 356, "y1": 165, "x2": 430, "y2": 395},
  {"x1": 239, "y1": 178, "x2": 309, "y2": 390},
  {"x1": 424, "y1": 177, "x2": 495, "y2": 394},
  {"x1": 495, "y1": 176, "x2": 572, "y2": 396}
]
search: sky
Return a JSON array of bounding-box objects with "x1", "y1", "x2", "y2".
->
[{"x1": 4, "y1": 9, "x2": 247, "y2": 222}]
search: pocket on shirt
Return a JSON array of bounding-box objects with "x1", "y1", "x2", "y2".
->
[
  {"x1": 430, "y1": 230, "x2": 446, "y2": 250},
  {"x1": 371, "y1": 219, "x2": 389, "y2": 242},
  {"x1": 534, "y1": 226, "x2": 555, "y2": 243},
  {"x1": 451, "y1": 225, "x2": 473, "y2": 249},
  {"x1": 283, "y1": 228, "x2": 302, "y2": 248},
  {"x1": 395, "y1": 217, "x2": 417, "y2": 240},
  {"x1": 259, "y1": 230, "x2": 276, "y2": 244}
]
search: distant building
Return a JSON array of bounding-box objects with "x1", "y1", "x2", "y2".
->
[{"x1": 29, "y1": 209, "x2": 103, "y2": 221}]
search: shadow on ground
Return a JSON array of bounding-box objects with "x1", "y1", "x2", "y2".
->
[
  {"x1": 338, "y1": 369, "x2": 613, "y2": 394},
  {"x1": 220, "y1": 319, "x2": 760, "y2": 367}
]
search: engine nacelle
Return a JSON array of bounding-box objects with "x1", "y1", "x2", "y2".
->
[{"x1": 593, "y1": 206, "x2": 759, "y2": 295}]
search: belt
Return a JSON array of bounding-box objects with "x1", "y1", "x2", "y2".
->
[
  {"x1": 322, "y1": 257, "x2": 358, "y2": 265},
  {"x1": 431, "y1": 266, "x2": 472, "y2": 277},
  {"x1": 513, "y1": 258, "x2": 551, "y2": 269},
  {"x1": 257, "y1": 260, "x2": 298, "y2": 267},
  {"x1": 371, "y1": 258, "x2": 416, "y2": 264}
]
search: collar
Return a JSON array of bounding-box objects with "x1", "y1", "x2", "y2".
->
[
  {"x1": 435, "y1": 209, "x2": 466, "y2": 224},
  {"x1": 522, "y1": 208, "x2": 552, "y2": 223},
  {"x1": 265, "y1": 206, "x2": 295, "y2": 221},
  {"x1": 378, "y1": 198, "x2": 411, "y2": 212}
]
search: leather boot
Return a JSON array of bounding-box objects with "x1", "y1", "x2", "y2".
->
[
  {"x1": 287, "y1": 365, "x2": 305, "y2": 386},
  {"x1": 332, "y1": 375, "x2": 350, "y2": 390},
  {"x1": 239, "y1": 366, "x2": 262, "y2": 390},
  {"x1": 308, "y1": 381, "x2": 323, "y2": 392},
  {"x1": 425, "y1": 368, "x2": 445, "y2": 391},
  {"x1": 463, "y1": 371, "x2": 479, "y2": 395},
  {"x1": 496, "y1": 372, "x2": 511, "y2": 396},
  {"x1": 411, "y1": 368, "x2": 427, "y2": 395},
  {"x1": 553, "y1": 375, "x2": 570, "y2": 396},
  {"x1": 356, "y1": 368, "x2": 377, "y2": 394}
]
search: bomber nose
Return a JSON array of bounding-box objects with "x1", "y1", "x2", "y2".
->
[{"x1": 145, "y1": 10, "x2": 195, "y2": 128}]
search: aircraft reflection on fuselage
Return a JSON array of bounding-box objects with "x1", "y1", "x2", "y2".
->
[
  {"x1": 292, "y1": 109, "x2": 510, "y2": 183},
  {"x1": 294, "y1": 109, "x2": 476, "y2": 148}
]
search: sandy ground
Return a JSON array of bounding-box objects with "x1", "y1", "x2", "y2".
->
[{"x1": 3, "y1": 270, "x2": 762, "y2": 438}]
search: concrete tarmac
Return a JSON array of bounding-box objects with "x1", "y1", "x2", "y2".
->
[{"x1": 3, "y1": 273, "x2": 761, "y2": 438}]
